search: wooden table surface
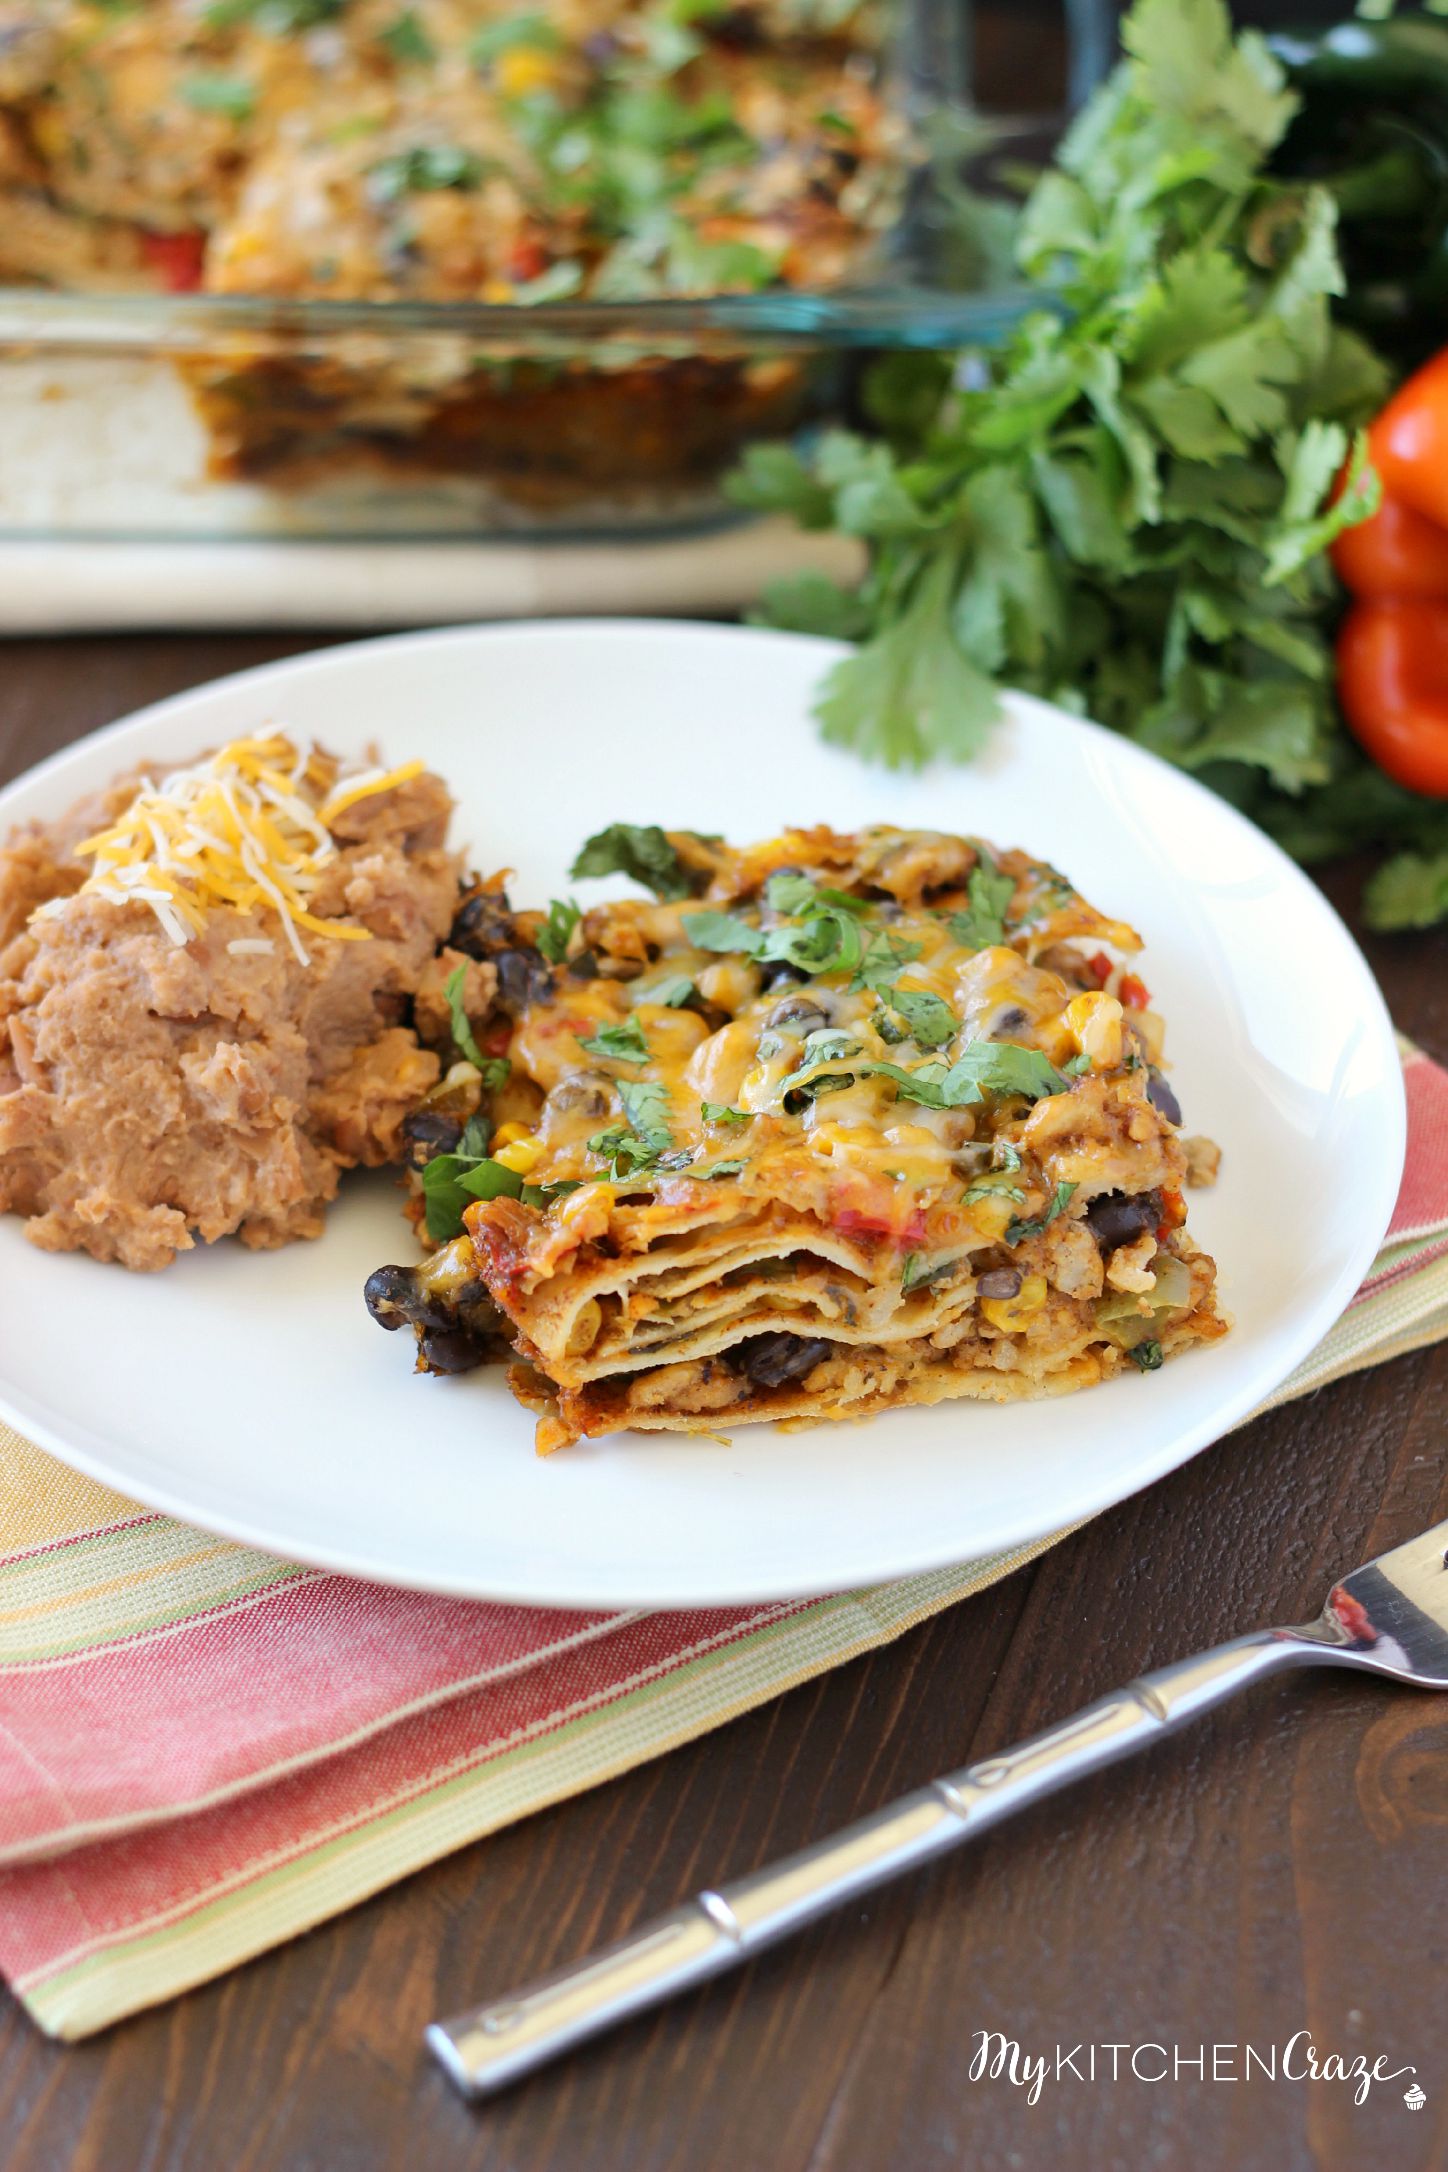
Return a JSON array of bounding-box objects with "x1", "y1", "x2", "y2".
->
[{"x1": 1, "y1": 633, "x2": 1446, "y2": 2172}]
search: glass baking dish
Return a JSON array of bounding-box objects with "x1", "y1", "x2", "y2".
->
[{"x1": 0, "y1": 2, "x2": 1103, "y2": 544}]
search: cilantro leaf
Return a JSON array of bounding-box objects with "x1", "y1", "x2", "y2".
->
[
  {"x1": 1005, "y1": 1180, "x2": 1079, "y2": 1246},
  {"x1": 1129, "y1": 1339, "x2": 1164, "y2": 1372},
  {"x1": 380, "y1": 9, "x2": 435, "y2": 62},
  {"x1": 629, "y1": 974, "x2": 693, "y2": 1009},
  {"x1": 701, "y1": 1159, "x2": 748, "y2": 1180},
  {"x1": 369, "y1": 145, "x2": 486, "y2": 200},
  {"x1": 422, "y1": 1151, "x2": 523, "y2": 1243},
  {"x1": 949, "y1": 857, "x2": 1016, "y2": 951},
  {"x1": 444, "y1": 965, "x2": 487, "y2": 1069},
  {"x1": 852, "y1": 928, "x2": 924, "y2": 996},
  {"x1": 815, "y1": 554, "x2": 1001, "y2": 772},
  {"x1": 732, "y1": 0, "x2": 1413, "y2": 922},
  {"x1": 701, "y1": 1102, "x2": 753, "y2": 1125},
  {"x1": 902, "y1": 1252, "x2": 956, "y2": 1294},
  {"x1": 578, "y1": 1018, "x2": 650, "y2": 1065},
  {"x1": 570, "y1": 825, "x2": 698, "y2": 900},
  {"x1": 1364, "y1": 849, "x2": 1448, "y2": 931},
  {"x1": 779, "y1": 1042, "x2": 1065, "y2": 1111},
  {"x1": 883, "y1": 987, "x2": 959, "y2": 1050},
  {"x1": 682, "y1": 910, "x2": 764, "y2": 955},
  {"x1": 180, "y1": 73, "x2": 256, "y2": 119},
  {"x1": 536, "y1": 898, "x2": 580, "y2": 965}
]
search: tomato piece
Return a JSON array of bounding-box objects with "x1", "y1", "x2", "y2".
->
[
  {"x1": 1155, "y1": 1189, "x2": 1185, "y2": 1242},
  {"x1": 1337, "y1": 599, "x2": 1448, "y2": 798},
  {"x1": 1330, "y1": 487, "x2": 1448, "y2": 600},
  {"x1": 484, "y1": 1019, "x2": 512, "y2": 1057},
  {"x1": 138, "y1": 228, "x2": 207, "y2": 293},
  {"x1": 833, "y1": 1200, "x2": 926, "y2": 1245},
  {"x1": 1085, "y1": 950, "x2": 1112, "y2": 987},
  {"x1": 1369, "y1": 347, "x2": 1448, "y2": 534},
  {"x1": 506, "y1": 237, "x2": 549, "y2": 284},
  {"x1": 1118, "y1": 973, "x2": 1150, "y2": 1010}
]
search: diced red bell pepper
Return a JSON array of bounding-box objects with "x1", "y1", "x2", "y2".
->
[{"x1": 139, "y1": 228, "x2": 207, "y2": 293}]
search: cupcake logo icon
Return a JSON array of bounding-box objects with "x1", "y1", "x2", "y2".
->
[{"x1": 1405, "y1": 2083, "x2": 1427, "y2": 2112}]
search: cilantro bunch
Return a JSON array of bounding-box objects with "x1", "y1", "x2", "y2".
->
[{"x1": 731, "y1": 0, "x2": 1448, "y2": 928}]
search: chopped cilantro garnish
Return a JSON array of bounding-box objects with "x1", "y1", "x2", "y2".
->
[
  {"x1": 369, "y1": 145, "x2": 486, "y2": 201},
  {"x1": 421, "y1": 1150, "x2": 522, "y2": 1244},
  {"x1": 470, "y1": 11, "x2": 562, "y2": 65},
  {"x1": 618, "y1": 1077, "x2": 671, "y2": 1139},
  {"x1": 444, "y1": 965, "x2": 487, "y2": 1069},
  {"x1": 635, "y1": 974, "x2": 697, "y2": 1009},
  {"x1": 179, "y1": 73, "x2": 257, "y2": 120},
  {"x1": 1062, "y1": 1054, "x2": 1093, "y2": 1077},
  {"x1": 569, "y1": 824, "x2": 713, "y2": 900},
  {"x1": 203, "y1": 0, "x2": 344, "y2": 27},
  {"x1": 948, "y1": 857, "x2": 1016, "y2": 951},
  {"x1": 379, "y1": 8, "x2": 435, "y2": 63},
  {"x1": 536, "y1": 897, "x2": 581, "y2": 965},
  {"x1": 962, "y1": 1141, "x2": 1026, "y2": 1206},
  {"x1": 778, "y1": 1041, "x2": 1065, "y2": 1111},
  {"x1": 702, "y1": 1159, "x2": 747, "y2": 1180},
  {"x1": 570, "y1": 824, "x2": 707, "y2": 901},
  {"x1": 882, "y1": 986, "x2": 958, "y2": 1050},
  {"x1": 578, "y1": 1017, "x2": 650, "y2": 1065},
  {"x1": 851, "y1": 928, "x2": 924, "y2": 996},
  {"x1": 701, "y1": 1101, "x2": 752, "y2": 1125},
  {"x1": 1005, "y1": 1181, "x2": 1078, "y2": 1246},
  {"x1": 683, "y1": 898, "x2": 865, "y2": 979},
  {"x1": 902, "y1": 1252, "x2": 955, "y2": 1294},
  {"x1": 589, "y1": 1075, "x2": 674, "y2": 1179},
  {"x1": 1129, "y1": 1340, "x2": 1164, "y2": 1372},
  {"x1": 683, "y1": 910, "x2": 763, "y2": 955}
]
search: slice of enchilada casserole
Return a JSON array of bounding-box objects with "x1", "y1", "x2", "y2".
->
[{"x1": 366, "y1": 823, "x2": 1226, "y2": 1450}]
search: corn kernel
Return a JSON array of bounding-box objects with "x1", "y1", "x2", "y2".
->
[
  {"x1": 497, "y1": 48, "x2": 557, "y2": 96},
  {"x1": 493, "y1": 1136, "x2": 543, "y2": 1175},
  {"x1": 964, "y1": 1192, "x2": 1014, "y2": 1241},
  {"x1": 492, "y1": 1121, "x2": 532, "y2": 1147},
  {"x1": 981, "y1": 1274, "x2": 1048, "y2": 1332},
  {"x1": 1064, "y1": 991, "x2": 1124, "y2": 1070}
]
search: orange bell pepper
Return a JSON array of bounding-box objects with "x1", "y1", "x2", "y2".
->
[{"x1": 1331, "y1": 346, "x2": 1448, "y2": 797}]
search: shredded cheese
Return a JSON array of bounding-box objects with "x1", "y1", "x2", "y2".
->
[{"x1": 30, "y1": 735, "x2": 425, "y2": 965}]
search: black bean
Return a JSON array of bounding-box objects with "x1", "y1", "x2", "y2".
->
[
  {"x1": 547, "y1": 1077, "x2": 609, "y2": 1118},
  {"x1": 567, "y1": 949, "x2": 599, "y2": 980},
  {"x1": 362, "y1": 1263, "x2": 412, "y2": 1330},
  {"x1": 400, "y1": 1109, "x2": 463, "y2": 1164},
  {"x1": 1085, "y1": 1190, "x2": 1162, "y2": 1253},
  {"x1": 449, "y1": 889, "x2": 514, "y2": 957},
  {"x1": 495, "y1": 946, "x2": 554, "y2": 1011},
  {"x1": 761, "y1": 960, "x2": 810, "y2": 991},
  {"x1": 363, "y1": 1263, "x2": 457, "y2": 1336},
  {"x1": 1147, "y1": 1069, "x2": 1183, "y2": 1126},
  {"x1": 726, "y1": 1332, "x2": 833, "y2": 1389},
  {"x1": 766, "y1": 994, "x2": 832, "y2": 1032},
  {"x1": 977, "y1": 1268, "x2": 1022, "y2": 1300},
  {"x1": 419, "y1": 1327, "x2": 488, "y2": 1375}
]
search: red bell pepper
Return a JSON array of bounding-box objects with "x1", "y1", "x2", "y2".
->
[{"x1": 1331, "y1": 346, "x2": 1448, "y2": 797}]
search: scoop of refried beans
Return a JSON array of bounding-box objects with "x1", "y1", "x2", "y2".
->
[{"x1": 0, "y1": 766, "x2": 460, "y2": 1269}]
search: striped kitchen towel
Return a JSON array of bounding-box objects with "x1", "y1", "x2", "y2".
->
[{"x1": 0, "y1": 1040, "x2": 1445, "y2": 2042}]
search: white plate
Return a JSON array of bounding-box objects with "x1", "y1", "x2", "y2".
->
[{"x1": 0, "y1": 622, "x2": 1404, "y2": 1607}]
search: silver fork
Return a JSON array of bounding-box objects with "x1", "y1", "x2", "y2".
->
[{"x1": 428, "y1": 1519, "x2": 1448, "y2": 2100}]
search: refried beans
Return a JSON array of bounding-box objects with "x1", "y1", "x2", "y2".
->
[{"x1": 0, "y1": 750, "x2": 461, "y2": 1269}]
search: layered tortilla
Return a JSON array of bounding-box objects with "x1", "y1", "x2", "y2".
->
[{"x1": 367, "y1": 824, "x2": 1226, "y2": 1449}]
